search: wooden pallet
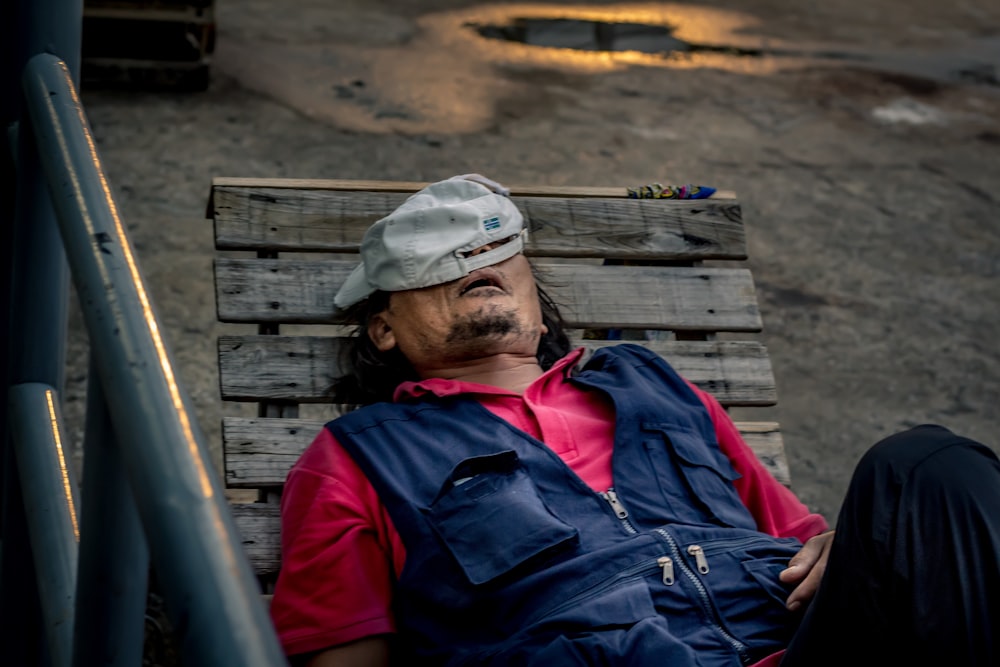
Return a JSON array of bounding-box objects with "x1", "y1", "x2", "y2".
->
[{"x1": 207, "y1": 177, "x2": 788, "y2": 585}]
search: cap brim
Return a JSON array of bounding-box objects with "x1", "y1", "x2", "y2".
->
[{"x1": 333, "y1": 262, "x2": 375, "y2": 310}]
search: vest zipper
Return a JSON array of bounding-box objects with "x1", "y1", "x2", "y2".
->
[
  {"x1": 655, "y1": 528, "x2": 750, "y2": 663},
  {"x1": 657, "y1": 556, "x2": 675, "y2": 585},
  {"x1": 601, "y1": 492, "x2": 749, "y2": 662},
  {"x1": 601, "y1": 487, "x2": 638, "y2": 534},
  {"x1": 688, "y1": 544, "x2": 710, "y2": 574}
]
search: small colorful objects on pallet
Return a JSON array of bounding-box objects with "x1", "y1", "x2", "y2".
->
[{"x1": 626, "y1": 183, "x2": 716, "y2": 199}]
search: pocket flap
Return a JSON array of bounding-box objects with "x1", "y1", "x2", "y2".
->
[
  {"x1": 645, "y1": 422, "x2": 740, "y2": 481},
  {"x1": 428, "y1": 452, "x2": 579, "y2": 585}
]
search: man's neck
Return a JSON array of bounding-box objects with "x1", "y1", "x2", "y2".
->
[{"x1": 418, "y1": 353, "x2": 545, "y2": 394}]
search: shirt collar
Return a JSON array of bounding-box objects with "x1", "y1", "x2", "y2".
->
[{"x1": 394, "y1": 347, "x2": 587, "y2": 402}]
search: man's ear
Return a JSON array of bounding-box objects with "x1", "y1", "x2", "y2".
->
[{"x1": 368, "y1": 312, "x2": 397, "y2": 352}]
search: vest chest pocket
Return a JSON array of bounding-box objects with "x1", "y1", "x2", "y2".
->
[
  {"x1": 425, "y1": 451, "x2": 579, "y2": 585},
  {"x1": 643, "y1": 423, "x2": 756, "y2": 529}
]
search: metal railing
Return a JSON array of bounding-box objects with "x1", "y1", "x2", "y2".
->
[{"x1": 1, "y1": 2, "x2": 287, "y2": 665}]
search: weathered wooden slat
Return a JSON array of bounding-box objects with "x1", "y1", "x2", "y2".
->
[
  {"x1": 735, "y1": 422, "x2": 790, "y2": 487},
  {"x1": 223, "y1": 418, "x2": 787, "y2": 489},
  {"x1": 227, "y1": 419, "x2": 788, "y2": 575},
  {"x1": 84, "y1": 5, "x2": 214, "y2": 22},
  {"x1": 520, "y1": 197, "x2": 744, "y2": 260},
  {"x1": 214, "y1": 259, "x2": 762, "y2": 331},
  {"x1": 218, "y1": 337, "x2": 776, "y2": 406},
  {"x1": 223, "y1": 418, "x2": 323, "y2": 489},
  {"x1": 542, "y1": 264, "x2": 761, "y2": 331},
  {"x1": 230, "y1": 503, "x2": 282, "y2": 574},
  {"x1": 209, "y1": 177, "x2": 738, "y2": 201},
  {"x1": 211, "y1": 185, "x2": 744, "y2": 258}
]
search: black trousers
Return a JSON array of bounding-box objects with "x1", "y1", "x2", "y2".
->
[{"x1": 782, "y1": 424, "x2": 1000, "y2": 666}]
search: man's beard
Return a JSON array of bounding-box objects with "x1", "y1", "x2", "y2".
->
[{"x1": 445, "y1": 311, "x2": 522, "y2": 344}]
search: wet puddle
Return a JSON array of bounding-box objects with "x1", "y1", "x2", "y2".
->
[
  {"x1": 472, "y1": 17, "x2": 772, "y2": 58},
  {"x1": 215, "y1": 3, "x2": 999, "y2": 136},
  {"x1": 474, "y1": 18, "x2": 694, "y2": 55},
  {"x1": 466, "y1": 13, "x2": 999, "y2": 87}
]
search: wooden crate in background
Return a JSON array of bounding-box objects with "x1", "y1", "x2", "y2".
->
[{"x1": 82, "y1": 0, "x2": 215, "y2": 91}]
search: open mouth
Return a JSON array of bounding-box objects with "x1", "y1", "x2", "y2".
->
[{"x1": 459, "y1": 269, "x2": 506, "y2": 296}]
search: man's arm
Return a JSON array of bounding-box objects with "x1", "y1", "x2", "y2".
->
[
  {"x1": 271, "y1": 429, "x2": 403, "y2": 658},
  {"x1": 688, "y1": 383, "x2": 829, "y2": 541},
  {"x1": 306, "y1": 636, "x2": 391, "y2": 667}
]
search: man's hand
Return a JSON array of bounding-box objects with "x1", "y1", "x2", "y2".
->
[{"x1": 779, "y1": 530, "x2": 835, "y2": 612}]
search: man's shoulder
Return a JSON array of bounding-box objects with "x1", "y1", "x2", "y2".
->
[
  {"x1": 577, "y1": 344, "x2": 696, "y2": 399},
  {"x1": 583, "y1": 342, "x2": 672, "y2": 369}
]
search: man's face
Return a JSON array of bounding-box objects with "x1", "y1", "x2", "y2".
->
[{"x1": 368, "y1": 253, "x2": 547, "y2": 376}]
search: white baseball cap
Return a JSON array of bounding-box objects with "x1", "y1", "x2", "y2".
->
[{"x1": 334, "y1": 175, "x2": 526, "y2": 309}]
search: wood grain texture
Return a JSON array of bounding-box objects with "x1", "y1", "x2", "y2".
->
[
  {"x1": 214, "y1": 259, "x2": 762, "y2": 330},
  {"x1": 211, "y1": 185, "x2": 744, "y2": 258},
  {"x1": 227, "y1": 419, "x2": 788, "y2": 575},
  {"x1": 210, "y1": 177, "x2": 738, "y2": 200},
  {"x1": 218, "y1": 337, "x2": 777, "y2": 406},
  {"x1": 229, "y1": 503, "x2": 282, "y2": 574}
]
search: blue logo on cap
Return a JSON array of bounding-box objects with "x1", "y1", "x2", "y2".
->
[{"x1": 483, "y1": 216, "x2": 501, "y2": 232}]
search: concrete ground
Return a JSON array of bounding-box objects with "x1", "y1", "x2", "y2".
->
[{"x1": 74, "y1": 0, "x2": 1000, "y2": 525}]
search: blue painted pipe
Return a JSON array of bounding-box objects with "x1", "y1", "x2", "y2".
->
[
  {"x1": 72, "y1": 357, "x2": 148, "y2": 667},
  {"x1": 22, "y1": 53, "x2": 287, "y2": 667},
  {"x1": 2, "y1": 2, "x2": 81, "y2": 663},
  {"x1": 7, "y1": 382, "x2": 80, "y2": 667}
]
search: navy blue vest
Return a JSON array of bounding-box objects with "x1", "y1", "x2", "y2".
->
[{"x1": 329, "y1": 344, "x2": 802, "y2": 666}]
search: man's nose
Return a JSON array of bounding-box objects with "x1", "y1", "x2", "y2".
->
[
  {"x1": 465, "y1": 242, "x2": 502, "y2": 257},
  {"x1": 460, "y1": 234, "x2": 520, "y2": 258}
]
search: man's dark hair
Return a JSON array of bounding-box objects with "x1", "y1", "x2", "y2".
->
[{"x1": 332, "y1": 281, "x2": 571, "y2": 407}]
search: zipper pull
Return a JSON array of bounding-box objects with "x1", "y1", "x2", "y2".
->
[
  {"x1": 688, "y1": 545, "x2": 709, "y2": 574},
  {"x1": 602, "y1": 488, "x2": 629, "y2": 520},
  {"x1": 657, "y1": 556, "x2": 675, "y2": 585}
]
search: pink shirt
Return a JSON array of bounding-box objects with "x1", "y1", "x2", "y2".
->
[{"x1": 270, "y1": 349, "x2": 828, "y2": 662}]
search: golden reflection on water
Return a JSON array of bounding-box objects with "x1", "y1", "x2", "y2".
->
[
  {"x1": 403, "y1": 2, "x2": 791, "y2": 129},
  {"x1": 427, "y1": 2, "x2": 786, "y2": 75},
  {"x1": 216, "y1": 3, "x2": 793, "y2": 135}
]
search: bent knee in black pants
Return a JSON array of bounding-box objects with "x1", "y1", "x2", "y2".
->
[{"x1": 782, "y1": 424, "x2": 1000, "y2": 667}]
